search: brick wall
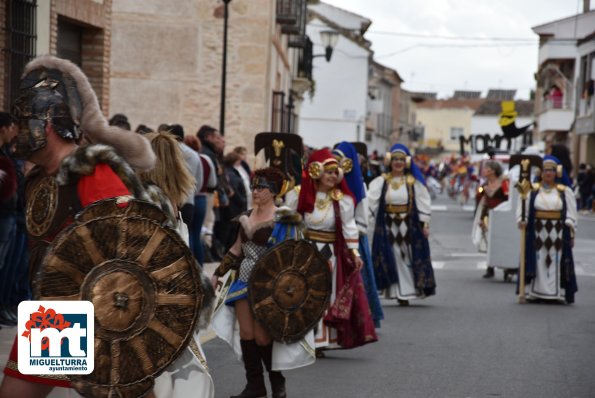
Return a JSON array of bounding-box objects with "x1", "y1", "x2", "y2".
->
[{"x1": 52, "y1": 0, "x2": 112, "y2": 116}]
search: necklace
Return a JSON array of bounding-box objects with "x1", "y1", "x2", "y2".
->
[
  {"x1": 308, "y1": 203, "x2": 332, "y2": 226},
  {"x1": 542, "y1": 184, "x2": 554, "y2": 193},
  {"x1": 389, "y1": 176, "x2": 405, "y2": 191},
  {"x1": 309, "y1": 194, "x2": 333, "y2": 226},
  {"x1": 315, "y1": 194, "x2": 331, "y2": 210}
]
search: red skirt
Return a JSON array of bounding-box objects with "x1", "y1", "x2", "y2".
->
[{"x1": 3, "y1": 335, "x2": 71, "y2": 388}]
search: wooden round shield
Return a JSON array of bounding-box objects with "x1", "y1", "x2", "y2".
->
[
  {"x1": 35, "y1": 199, "x2": 203, "y2": 398},
  {"x1": 248, "y1": 239, "x2": 331, "y2": 344}
]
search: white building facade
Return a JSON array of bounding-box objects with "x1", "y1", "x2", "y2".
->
[
  {"x1": 297, "y1": 3, "x2": 372, "y2": 149},
  {"x1": 532, "y1": 7, "x2": 595, "y2": 168}
]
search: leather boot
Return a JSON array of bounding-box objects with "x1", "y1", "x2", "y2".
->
[
  {"x1": 482, "y1": 266, "x2": 495, "y2": 279},
  {"x1": 231, "y1": 340, "x2": 267, "y2": 398},
  {"x1": 258, "y1": 343, "x2": 287, "y2": 398}
]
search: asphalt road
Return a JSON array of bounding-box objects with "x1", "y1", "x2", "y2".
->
[
  {"x1": 0, "y1": 195, "x2": 593, "y2": 397},
  {"x1": 204, "y1": 195, "x2": 595, "y2": 398}
]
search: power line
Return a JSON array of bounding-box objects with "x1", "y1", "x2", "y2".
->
[
  {"x1": 367, "y1": 29, "x2": 537, "y2": 42},
  {"x1": 308, "y1": 23, "x2": 537, "y2": 42},
  {"x1": 376, "y1": 42, "x2": 535, "y2": 58}
]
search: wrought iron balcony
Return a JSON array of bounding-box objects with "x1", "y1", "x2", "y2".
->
[{"x1": 277, "y1": 0, "x2": 307, "y2": 35}]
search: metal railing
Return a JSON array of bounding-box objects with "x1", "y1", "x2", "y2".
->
[
  {"x1": 5, "y1": 0, "x2": 37, "y2": 108},
  {"x1": 271, "y1": 91, "x2": 297, "y2": 133},
  {"x1": 297, "y1": 36, "x2": 313, "y2": 80}
]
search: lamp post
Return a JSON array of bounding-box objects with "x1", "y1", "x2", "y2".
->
[
  {"x1": 314, "y1": 30, "x2": 339, "y2": 62},
  {"x1": 220, "y1": 0, "x2": 232, "y2": 136},
  {"x1": 319, "y1": 30, "x2": 339, "y2": 61}
]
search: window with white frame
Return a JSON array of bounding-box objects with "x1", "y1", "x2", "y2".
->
[{"x1": 450, "y1": 127, "x2": 464, "y2": 141}]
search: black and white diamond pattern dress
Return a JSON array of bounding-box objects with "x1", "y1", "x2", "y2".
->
[
  {"x1": 517, "y1": 186, "x2": 577, "y2": 301},
  {"x1": 367, "y1": 175, "x2": 432, "y2": 301}
]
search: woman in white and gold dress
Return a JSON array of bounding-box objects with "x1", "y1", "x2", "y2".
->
[
  {"x1": 285, "y1": 148, "x2": 377, "y2": 353},
  {"x1": 517, "y1": 155, "x2": 578, "y2": 303},
  {"x1": 367, "y1": 144, "x2": 436, "y2": 306}
]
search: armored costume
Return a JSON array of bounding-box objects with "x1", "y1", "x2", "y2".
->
[
  {"x1": 286, "y1": 148, "x2": 377, "y2": 350},
  {"x1": 368, "y1": 144, "x2": 436, "y2": 302},
  {"x1": 2, "y1": 55, "x2": 215, "y2": 398},
  {"x1": 517, "y1": 155, "x2": 578, "y2": 303},
  {"x1": 211, "y1": 168, "x2": 316, "y2": 398}
]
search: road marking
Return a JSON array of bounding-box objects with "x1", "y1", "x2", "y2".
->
[
  {"x1": 431, "y1": 204, "x2": 475, "y2": 212},
  {"x1": 432, "y1": 260, "x2": 595, "y2": 277},
  {"x1": 574, "y1": 264, "x2": 595, "y2": 277},
  {"x1": 448, "y1": 253, "x2": 486, "y2": 258}
]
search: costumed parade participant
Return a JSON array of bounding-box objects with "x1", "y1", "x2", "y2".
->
[
  {"x1": 517, "y1": 155, "x2": 577, "y2": 304},
  {"x1": 367, "y1": 144, "x2": 436, "y2": 306},
  {"x1": 332, "y1": 142, "x2": 383, "y2": 328},
  {"x1": 471, "y1": 160, "x2": 509, "y2": 278},
  {"x1": 211, "y1": 167, "x2": 315, "y2": 398},
  {"x1": 0, "y1": 55, "x2": 214, "y2": 398},
  {"x1": 285, "y1": 148, "x2": 377, "y2": 354},
  {"x1": 138, "y1": 131, "x2": 215, "y2": 398}
]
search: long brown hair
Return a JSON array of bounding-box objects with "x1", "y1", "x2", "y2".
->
[{"x1": 140, "y1": 132, "x2": 195, "y2": 207}]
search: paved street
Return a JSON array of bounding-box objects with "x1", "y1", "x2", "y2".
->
[
  {"x1": 204, "y1": 194, "x2": 595, "y2": 398},
  {"x1": 1, "y1": 194, "x2": 594, "y2": 397}
]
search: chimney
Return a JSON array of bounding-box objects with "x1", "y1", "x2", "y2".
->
[{"x1": 584, "y1": 0, "x2": 591, "y2": 13}]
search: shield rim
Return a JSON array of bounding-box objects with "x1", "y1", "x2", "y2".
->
[
  {"x1": 248, "y1": 239, "x2": 331, "y2": 344},
  {"x1": 33, "y1": 200, "x2": 203, "y2": 395}
]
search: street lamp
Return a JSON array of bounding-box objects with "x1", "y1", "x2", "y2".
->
[
  {"x1": 317, "y1": 30, "x2": 339, "y2": 62},
  {"x1": 220, "y1": 0, "x2": 232, "y2": 136}
]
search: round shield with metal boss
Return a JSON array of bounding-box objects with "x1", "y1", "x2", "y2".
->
[
  {"x1": 248, "y1": 239, "x2": 331, "y2": 344},
  {"x1": 34, "y1": 198, "x2": 203, "y2": 398}
]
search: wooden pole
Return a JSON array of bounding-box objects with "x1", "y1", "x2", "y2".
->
[
  {"x1": 518, "y1": 223, "x2": 527, "y2": 304},
  {"x1": 510, "y1": 154, "x2": 542, "y2": 304}
]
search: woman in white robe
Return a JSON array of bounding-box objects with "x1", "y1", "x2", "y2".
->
[
  {"x1": 517, "y1": 155, "x2": 578, "y2": 303},
  {"x1": 286, "y1": 148, "x2": 377, "y2": 354},
  {"x1": 367, "y1": 144, "x2": 436, "y2": 306}
]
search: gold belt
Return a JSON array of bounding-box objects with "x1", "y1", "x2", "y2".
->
[
  {"x1": 305, "y1": 229, "x2": 336, "y2": 243},
  {"x1": 535, "y1": 210, "x2": 562, "y2": 220},
  {"x1": 385, "y1": 204, "x2": 409, "y2": 214}
]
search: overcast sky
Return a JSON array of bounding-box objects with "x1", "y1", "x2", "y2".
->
[{"x1": 323, "y1": 0, "x2": 590, "y2": 100}]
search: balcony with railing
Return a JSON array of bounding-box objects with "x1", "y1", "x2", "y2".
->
[
  {"x1": 277, "y1": 0, "x2": 308, "y2": 47},
  {"x1": 536, "y1": 63, "x2": 575, "y2": 133}
]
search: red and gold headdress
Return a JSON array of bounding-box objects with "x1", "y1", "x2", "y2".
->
[{"x1": 297, "y1": 148, "x2": 354, "y2": 215}]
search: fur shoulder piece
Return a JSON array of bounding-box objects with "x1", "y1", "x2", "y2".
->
[
  {"x1": 274, "y1": 206, "x2": 302, "y2": 225},
  {"x1": 238, "y1": 212, "x2": 274, "y2": 240},
  {"x1": 57, "y1": 144, "x2": 150, "y2": 202}
]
